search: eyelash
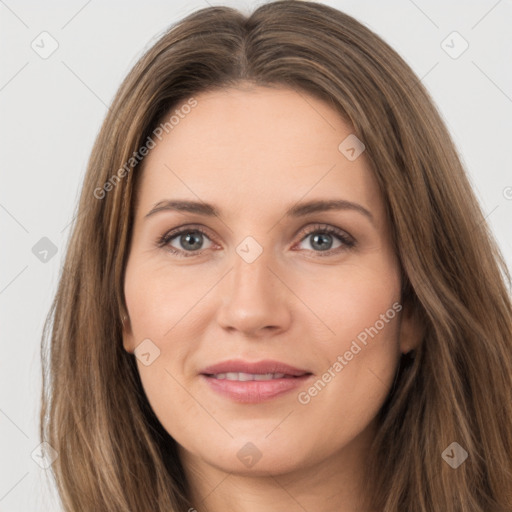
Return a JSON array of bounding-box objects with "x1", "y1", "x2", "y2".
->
[{"x1": 156, "y1": 223, "x2": 356, "y2": 258}]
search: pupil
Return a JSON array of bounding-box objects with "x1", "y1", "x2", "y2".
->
[
  {"x1": 312, "y1": 233, "x2": 332, "y2": 251},
  {"x1": 182, "y1": 231, "x2": 202, "y2": 250}
]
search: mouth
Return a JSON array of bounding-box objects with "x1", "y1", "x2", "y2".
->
[
  {"x1": 199, "y1": 359, "x2": 313, "y2": 403},
  {"x1": 204, "y1": 372, "x2": 304, "y2": 381}
]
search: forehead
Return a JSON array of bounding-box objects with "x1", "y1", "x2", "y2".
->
[{"x1": 135, "y1": 86, "x2": 383, "y2": 223}]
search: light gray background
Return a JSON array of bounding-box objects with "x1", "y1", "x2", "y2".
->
[{"x1": 1, "y1": 0, "x2": 511, "y2": 510}]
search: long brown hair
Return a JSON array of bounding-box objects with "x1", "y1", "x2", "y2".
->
[{"x1": 40, "y1": 1, "x2": 512, "y2": 510}]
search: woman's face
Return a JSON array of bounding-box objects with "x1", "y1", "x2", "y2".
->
[{"x1": 122, "y1": 85, "x2": 419, "y2": 477}]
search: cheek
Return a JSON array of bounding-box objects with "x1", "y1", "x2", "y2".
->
[
  {"x1": 124, "y1": 266, "x2": 198, "y2": 436},
  {"x1": 293, "y1": 261, "x2": 402, "y2": 413},
  {"x1": 291, "y1": 256, "x2": 401, "y2": 346},
  {"x1": 293, "y1": 309, "x2": 400, "y2": 460},
  {"x1": 123, "y1": 258, "x2": 208, "y2": 413},
  {"x1": 124, "y1": 258, "x2": 202, "y2": 338}
]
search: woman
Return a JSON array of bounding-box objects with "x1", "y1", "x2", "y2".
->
[{"x1": 40, "y1": 1, "x2": 512, "y2": 511}]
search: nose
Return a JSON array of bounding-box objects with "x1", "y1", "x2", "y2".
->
[{"x1": 215, "y1": 245, "x2": 292, "y2": 337}]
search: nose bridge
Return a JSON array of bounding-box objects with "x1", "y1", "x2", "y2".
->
[
  {"x1": 215, "y1": 236, "x2": 291, "y2": 334},
  {"x1": 232, "y1": 241, "x2": 272, "y2": 293}
]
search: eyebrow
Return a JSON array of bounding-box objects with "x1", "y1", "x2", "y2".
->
[{"x1": 144, "y1": 198, "x2": 375, "y2": 225}]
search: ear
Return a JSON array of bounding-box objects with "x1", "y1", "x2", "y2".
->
[
  {"x1": 397, "y1": 299, "x2": 424, "y2": 354},
  {"x1": 121, "y1": 314, "x2": 136, "y2": 354}
]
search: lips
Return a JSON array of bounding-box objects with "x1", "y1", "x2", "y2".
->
[
  {"x1": 200, "y1": 359, "x2": 313, "y2": 403},
  {"x1": 200, "y1": 359, "x2": 311, "y2": 378}
]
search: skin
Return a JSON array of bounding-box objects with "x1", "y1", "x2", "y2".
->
[{"x1": 122, "y1": 84, "x2": 422, "y2": 512}]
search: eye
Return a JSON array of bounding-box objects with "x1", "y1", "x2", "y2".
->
[
  {"x1": 157, "y1": 225, "x2": 214, "y2": 257},
  {"x1": 157, "y1": 223, "x2": 356, "y2": 258},
  {"x1": 294, "y1": 224, "x2": 355, "y2": 256}
]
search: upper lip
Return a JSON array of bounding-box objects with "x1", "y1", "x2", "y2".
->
[{"x1": 200, "y1": 359, "x2": 312, "y2": 377}]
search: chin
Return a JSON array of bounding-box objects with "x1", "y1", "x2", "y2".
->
[{"x1": 180, "y1": 435, "x2": 309, "y2": 476}]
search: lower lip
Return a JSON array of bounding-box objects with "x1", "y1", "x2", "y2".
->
[{"x1": 200, "y1": 374, "x2": 313, "y2": 403}]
